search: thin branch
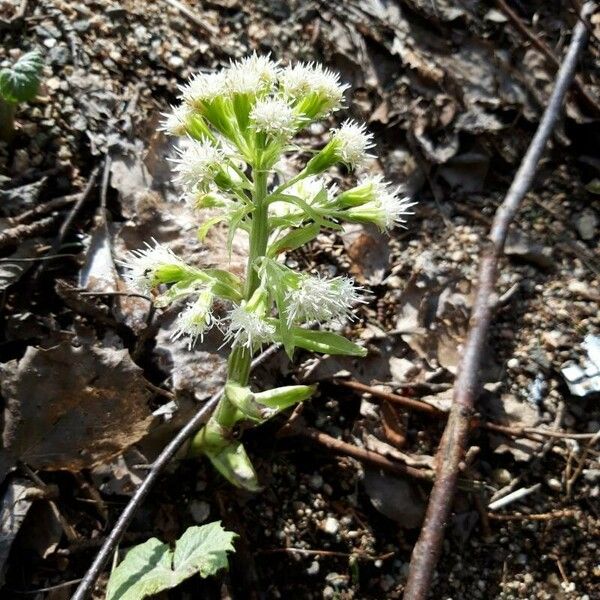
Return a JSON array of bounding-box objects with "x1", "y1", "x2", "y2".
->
[
  {"x1": 337, "y1": 379, "x2": 598, "y2": 441},
  {"x1": 71, "y1": 344, "x2": 281, "y2": 600},
  {"x1": 403, "y1": 5, "x2": 595, "y2": 599},
  {"x1": 296, "y1": 425, "x2": 435, "y2": 483},
  {"x1": 487, "y1": 509, "x2": 577, "y2": 522}
]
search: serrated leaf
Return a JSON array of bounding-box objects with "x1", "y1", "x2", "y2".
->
[
  {"x1": 291, "y1": 328, "x2": 367, "y2": 357},
  {"x1": 174, "y1": 521, "x2": 237, "y2": 578},
  {"x1": 106, "y1": 522, "x2": 236, "y2": 600},
  {"x1": 105, "y1": 538, "x2": 173, "y2": 600},
  {"x1": 0, "y1": 50, "x2": 43, "y2": 104}
]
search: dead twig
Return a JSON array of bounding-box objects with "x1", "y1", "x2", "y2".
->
[
  {"x1": 10, "y1": 193, "x2": 79, "y2": 224},
  {"x1": 403, "y1": 7, "x2": 595, "y2": 599},
  {"x1": 257, "y1": 547, "x2": 395, "y2": 561},
  {"x1": 496, "y1": 0, "x2": 600, "y2": 116},
  {"x1": 31, "y1": 167, "x2": 100, "y2": 280},
  {"x1": 488, "y1": 509, "x2": 577, "y2": 522},
  {"x1": 163, "y1": 0, "x2": 218, "y2": 37},
  {"x1": 565, "y1": 429, "x2": 600, "y2": 497},
  {"x1": 287, "y1": 424, "x2": 435, "y2": 482},
  {"x1": 0, "y1": 215, "x2": 61, "y2": 250},
  {"x1": 71, "y1": 344, "x2": 281, "y2": 600},
  {"x1": 337, "y1": 379, "x2": 598, "y2": 442}
]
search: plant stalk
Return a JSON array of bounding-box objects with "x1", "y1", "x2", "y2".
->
[{"x1": 208, "y1": 168, "x2": 269, "y2": 430}]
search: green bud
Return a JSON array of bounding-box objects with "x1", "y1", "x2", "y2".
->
[{"x1": 304, "y1": 140, "x2": 339, "y2": 176}]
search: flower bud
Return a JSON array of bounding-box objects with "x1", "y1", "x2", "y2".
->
[
  {"x1": 344, "y1": 189, "x2": 416, "y2": 231},
  {"x1": 305, "y1": 120, "x2": 374, "y2": 175}
]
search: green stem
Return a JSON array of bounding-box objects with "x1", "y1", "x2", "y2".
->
[{"x1": 206, "y1": 168, "x2": 269, "y2": 431}]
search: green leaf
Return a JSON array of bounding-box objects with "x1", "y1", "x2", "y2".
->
[
  {"x1": 204, "y1": 268, "x2": 243, "y2": 301},
  {"x1": 267, "y1": 223, "x2": 320, "y2": 257},
  {"x1": 106, "y1": 522, "x2": 236, "y2": 600},
  {"x1": 0, "y1": 50, "x2": 43, "y2": 104},
  {"x1": 291, "y1": 328, "x2": 367, "y2": 357},
  {"x1": 586, "y1": 178, "x2": 600, "y2": 194},
  {"x1": 198, "y1": 215, "x2": 225, "y2": 241},
  {"x1": 205, "y1": 440, "x2": 261, "y2": 491},
  {"x1": 173, "y1": 522, "x2": 237, "y2": 579},
  {"x1": 260, "y1": 259, "x2": 296, "y2": 357},
  {"x1": 254, "y1": 384, "x2": 315, "y2": 410}
]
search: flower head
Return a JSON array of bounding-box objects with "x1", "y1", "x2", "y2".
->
[
  {"x1": 332, "y1": 120, "x2": 374, "y2": 167},
  {"x1": 250, "y1": 97, "x2": 297, "y2": 137},
  {"x1": 223, "y1": 304, "x2": 276, "y2": 349},
  {"x1": 227, "y1": 53, "x2": 279, "y2": 95},
  {"x1": 287, "y1": 176, "x2": 332, "y2": 204},
  {"x1": 346, "y1": 187, "x2": 416, "y2": 230},
  {"x1": 280, "y1": 62, "x2": 348, "y2": 117},
  {"x1": 335, "y1": 174, "x2": 388, "y2": 207},
  {"x1": 170, "y1": 138, "x2": 224, "y2": 193},
  {"x1": 171, "y1": 289, "x2": 217, "y2": 349},
  {"x1": 286, "y1": 274, "x2": 365, "y2": 325},
  {"x1": 269, "y1": 176, "x2": 335, "y2": 218},
  {"x1": 180, "y1": 71, "x2": 228, "y2": 107},
  {"x1": 120, "y1": 239, "x2": 192, "y2": 292},
  {"x1": 304, "y1": 120, "x2": 374, "y2": 176},
  {"x1": 159, "y1": 104, "x2": 194, "y2": 136}
]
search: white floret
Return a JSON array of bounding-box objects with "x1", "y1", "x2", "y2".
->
[
  {"x1": 332, "y1": 120, "x2": 374, "y2": 167},
  {"x1": 223, "y1": 305, "x2": 276, "y2": 349},
  {"x1": 379, "y1": 190, "x2": 417, "y2": 229},
  {"x1": 280, "y1": 62, "x2": 347, "y2": 111},
  {"x1": 180, "y1": 71, "x2": 228, "y2": 106},
  {"x1": 227, "y1": 53, "x2": 279, "y2": 95},
  {"x1": 171, "y1": 290, "x2": 217, "y2": 349},
  {"x1": 120, "y1": 239, "x2": 186, "y2": 292},
  {"x1": 170, "y1": 138, "x2": 224, "y2": 192},
  {"x1": 158, "y1": 104, "x2": 193, "y2": 136},
  {"x1": 286, "y1": 274, "x2": 365, "y2": 325},
  {"x1": 279, "y1": 62, "x2": 316, "y2": 99},
  {"x1": 250, "y1": 97, "x2": 297, "y2": 136},
  {"x1": 287, "y1": 176, "x2": 333, "y2": 204}
]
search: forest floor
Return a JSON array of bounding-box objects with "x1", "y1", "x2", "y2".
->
[{"x1": 0, "y1": 0, "x2": 599, "y2": 598}]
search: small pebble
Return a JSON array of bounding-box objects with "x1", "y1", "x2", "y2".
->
[
  {"x1": 322, "y1": 516, "x2": 340, "y2": 535},
  {"x1": 306, "y1": 561, "x2": 319, "y2": 575},
  {"x1": 189, "y1": 500, "x2": 210, "y2": 523},
  {"x1": 547, "y1": 477, "x2": 562, "y2": 491}
]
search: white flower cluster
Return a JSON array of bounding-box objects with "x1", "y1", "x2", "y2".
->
[
  {"x1": 250, "y1": 97, "x2": 296, "y2": 136},
  {"x1": 332, "y1": 120, "x2": 374, "y2": 168},
  {"x1": 170, "y1": 138, "x2": 224, "y2": 194},
  {"x1": 172, "y1": 289, "x2": 217, "y2": 349},
  {"x1": 223, "y1": 304, "x2": 276, "y2": 349},
  {"x1": 121, "y1": 239, "x2": 189, "y2": 292},
  {"x1": 286, "y1": 274, "x2": 365, "y2": 325},
  {"x1": 123, "y1": 56, "x2": 416, "y2": 352}
]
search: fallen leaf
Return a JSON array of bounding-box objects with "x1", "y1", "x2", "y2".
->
[
  {"x1": 363, "y1": 468, "x2": 426, "y2": 528},
  {"x1": 342, "y1": 223, "x2": 390, "y2": 285},
  {"x1": 0, "y1": 343, "x2": 155, "y2": 479}
]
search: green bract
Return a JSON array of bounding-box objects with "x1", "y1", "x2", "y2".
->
[{"x1": 122, "y1": 54, "x2": 414, "y2": 490}]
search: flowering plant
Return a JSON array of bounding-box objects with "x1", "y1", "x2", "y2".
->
[{"x1": 123, "y1": 55, "x2": 413, "y2": 491}]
